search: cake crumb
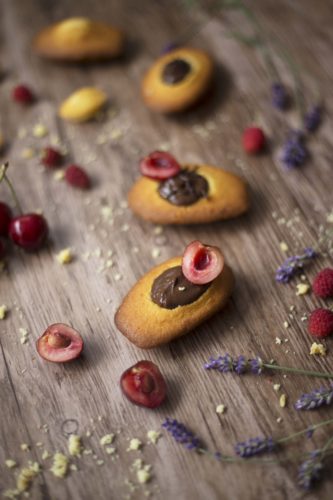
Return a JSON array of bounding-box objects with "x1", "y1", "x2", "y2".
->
[
  {"x1": 283, "y1": 321, "x2": 289, "y2": 329},
  {"x1": 137, "y1": 468, "x2": 151, "y2": 484},
  {"x1": 100, "y1": 434, "x2": 114, "y2": 446},
  {"x1": 54, "y1": 170, "x2": 65, "y2": 181},
  {"x1": 279, "y1": 241, "x2": 289, "y2": 253},
  {"x1": 68, "y1": 435, "x2": 82, "y2": 456},
  {"x1": 296, "y1": 283, "x2": 310, "y2": 296},
  {"x1": 20, "y1": 444, "x2": 30, "y2": 452},
  {"x1": 105, "y1": 446, "x2": 116, "y2": 455},
  {"x1": 33, "y1": 124, "x2": 48, "y2": 138},
  {"x1": 279, "y1": 394, "x2": 287, "y2": 408},
  {"x1": 310, "y1": 342, "x2": 326, "y2": 356},
  {"x1": 17, "y1": 462, "x2": 40, "y2": 492},
  {"x1": 56, "y1": 248, "x2": 73, "y2": 265},
  {"x1": 127, "y1": 438, "x2": 142, "y2": 451},
  {"x1": 0, "y1": 304, "x2": 8, "y2": 319},
  {"x1": 5, "y1": 459, "x2": 17, "y2": 469},
  {"x1": 275, "y1": 337, "x2": 282, "y2": 345},
  {"x1": 147, "y1": 430, "x2": 161, "y2": 445},
  {"x1": 216, "y1": 404, "x2": 226, "y2": 414},
  {"x1": 273, "y1": 384, "x2": 281, "y2": 392},
  {"x1": 50, "y1": 453, "x2": 69, "y2": 478}
]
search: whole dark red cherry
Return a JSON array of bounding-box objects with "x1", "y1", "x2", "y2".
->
[
  {"x1": 120, "y1": 360, "x2": 167, "y2": 409},
  {"x1": 0, "y1": 201, "x2": 12, "y2": 236},
  {"x1": 9, "y1": 213, "x2": 48, "y2": 251}
]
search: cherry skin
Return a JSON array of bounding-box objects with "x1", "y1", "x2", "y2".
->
[
  {"x1": 0, "y1": 201, "x2": 12, "y2": 237},
  {"x1": 9, "y1": 213, "x2": 48, "y2": 251},
  {"x1": 140, "y1": 151, "x2": 181, "y2": 180},
  {"x1": 182, "y1": 240, "x2": 224, "y2": 285},
  {"x1": 120, "y1": 360, "x2": 167, "y2": 409},
  {"x1": 37, "y1": 323, "x2": 84, "y2": 363}
]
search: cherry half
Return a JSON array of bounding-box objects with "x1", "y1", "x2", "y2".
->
[
  {"x1": 182, "y1": 240, "x2": 224, "y2": 285},
  {"x1": 37, "y1": 323, "x2": 84, "y2": 363},
  {"x1": 120, "y1": 360, "x2": 167, "y2": 409},
  {"x1": 0, "y1": 201, "x2": 12, "y2": 236},
  {"x1": 139, "y1": 151, "x2": 181, "y2": 180},
  {"x1": 9, "y1": 213, "x2": 48, "y2": 251}
]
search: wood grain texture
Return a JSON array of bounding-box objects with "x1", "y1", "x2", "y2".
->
[{"x1": 0, "y1": 0, "x2": 332, "y2": 499}]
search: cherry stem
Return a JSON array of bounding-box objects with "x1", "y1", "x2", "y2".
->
[{"x1": 0, "y1": 162, "x2": 23, "y2": 214}]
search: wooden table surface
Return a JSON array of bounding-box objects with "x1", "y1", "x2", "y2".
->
[{"x1": 1, "y1": 0, "x2": 332, "y2": 499}]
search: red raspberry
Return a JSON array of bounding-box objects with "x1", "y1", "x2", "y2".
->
[
  {"x1": 242, "y1": 127, "x2": 266, "y2": 154},
  {"x1": 313, "y1": 268, "x2": 333, "y2": 299},
  {"x1": 12, "y1": 85, "x2": 34, "y2": 104},
  {"x1": 65, "y1": 164, "x2": 90, "y2": 190},
  {"x1": 308, "y1": 308, "x2": 333, "y2": 338},
  {"x1": 41, "y1": 147, "x2": 63, "y2": 168}
]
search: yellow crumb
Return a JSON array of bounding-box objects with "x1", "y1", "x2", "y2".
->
[
  {"x1": 147, "y1": 430, "x2": 161, "y2": 445},
  {"x1": 279, "y1": 241, "x2": 289, "y2": 253},
  {"x1": 216, "y1": 404, "x2": 226, "y2": 414},
  {"x1": 21, "y1": 148, "x2": 35, "y2": 159},
  {"x1": 33, "y1": 124, "x2": 48, "y2": 138},
  {"x1": 68, "y1": 434, "x2": 82, "y2": 456},
  {"x1": 42, "y1": 450, "x2": 50, "y2": 460},
  {"x1": 50, "y1": 453, "x2": 69, "y2": 478},
  {"x1": 16, "y1": 463, "x2": 40, "y2": 492},
  {"x1": 0, "y1": 304, "x2": 8, "y2": 319},
  {"x1": 273, "y1": 384, "x2": 281, "y2": 392},
  {"x1": 137, "y1": 469, "x2": 151, "y2": 484},
  {"x1": 56, "y1": 248, "x2": 73, "y2": 265},
  {"x1": 127, "y1": 438, "x2": 142, "y2": 451},
  {"x1": 279, "y1": 394, "x2": 287, "y2": 408},
  {"x1": 20, "y1": 443, "x2": 29, "y2": 451},
  {"x1": 105, "y1": 446, "x2": 116, "y2": 455},
  {"x1": 100, "y1": 434, "x2": 114, "y2": 446},
  {"x1": 310, "y1": 342, "x2": 327, "y2": 356},
  {"x1": 5, "y1": 459, "x2": 17, "y2": 468},
  {"x1": 54, "y1": 170, "x2": 65, "y2": 181},
  {"x1": 296, "y1": 283, "x2": 310, "y2": 296}
]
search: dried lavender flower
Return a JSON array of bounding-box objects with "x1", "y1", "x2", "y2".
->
[
  {"x1": 275, "y1": 247, "x2": 317, "y2": 283},
  {"x1": 281, "y1": 130, "x2": 308, "y2": 169},
  {"x1": 295, "y1": 384, "x2": 333, "y2": 411},
  {"x1": 298, "y1": 451, "x2": 323, "y2": 490},
  {"x1": 271, "y1": 82, "x2": 289, "y2": 110},
  {"x1": 204, "y1": 355, "x2": 263, "y2": 375},
  {"x1": 162, "y1": 418, "x2": 201, "y2": 450},
  {"x1": 304, "y1": 105, "x2": 322, "y2": 133},
  {"x1": 204, "y1": 354, "x2": 235, "y2": 373},
  {"x1": 235, "y1": 437, "x2": 276, "y2": 458}
]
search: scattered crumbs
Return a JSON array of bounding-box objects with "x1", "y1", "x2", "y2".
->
[
  {"x1": 105, "y1": 446, "x2": 116, "y2": 455},
  {"x1": 137, "y1": 468, "x2": 151, "y2": 484},
  {"x1": 17, "y1": 462, "x2": 40, "y2": 492},
  {"x1": 275, "y1": 337, "x2": 282, "y2": 345},
  {"x1": 279, "y1": 241, "x2": 289, "y2": 253},
  {"x1": 20, "y1": 444, "x2": 30, "y2": 452},
  {"x1": 132, "y1": 458, "x2": 143, "y2": 470},
  {"x1": 70, "y1": 463, "x2": 78, "y2": 472},
  {"x1": 97, "y1": 460, "x2": 104, "y2": 466},
  {"x1": 289, "y1": 305, "x2": 296, "y2": 312},
  {"x1": 114, "y1": 273, "x2": 122, "y2": 281},
  {"x1": 54, "y1": 170, "x2": 65, "y2": 181},
  {"x1": 273, "y1": 384, "x2": 281, "y2": 392},
  {"x1": 283, "y1": 321, "x2": 289, "y2": 329},
  {"x1": 5, "y1": 459, "x2": 17, "y2": 469},
  {"x1": 50, "y1": 453, "x2": 69, "y2": 478},
  {"x1": 35, "y1": 442, "x2": 43, "y2": 448},
  {"x1": 279, "y1": 394, "x2": 287, "y2": 408},
  {"x1": 21, "y1": 148, "x2": 35, "y2": 159},
  {"x1": 32, "y1": 124, "x2": 48, "y2": 138},
  {"x1": 0, "y1": 304, "x2": 8, "y2": 320},
  {"x1": 100, "y1": 434, "x2": 115, "y2": 446},
  {"x1": 41, "y1": 450, "x2": 50, "y2": 460},
  {"x1": 151, "y1": 248, "x2": 161, "y2": 259},
  {"x1": 216, "y1": 404, "x2": 226, "y2": 414},
  {"x1": 310, "y1": 342, "x2": 327, "y2": 356},
  {"x1": 85, "y1": 431, "x2": 92, "y2": 438},
  {"x1": 127, "y1": 438, "x2": 142, "y2": 451},
  {"x1": 276, "y1": 417, "x2": 283, "y2": 424},
  {"x1": 147, "y1": 430, "x2": 161, "y2": 445},
  {"x1": 56, "y1": 248, "x2": 73, "y2": 265},
  {"x1": 19, "y1": 328, "x2": 29, "y2": 345},
  {"x1": 100, "y1": 206, "x2": 113, "y2": 220},
  {"x1": 296, "y1": 283, "x2": 310, "y2": 296},
  {"x1": 83, "y1": 449, "x2": 93, "y2": 456},
  {"x1": 68, "y1": 435, "x2": 82, "y2": 457}
]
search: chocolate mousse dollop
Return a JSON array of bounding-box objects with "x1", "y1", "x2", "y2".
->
[
  {"x1": 151, "y1": 265, "x2": 209, "y2": 309},
  {"x1": 158, "y1": 169, "x2": 209, "y2": 206}
]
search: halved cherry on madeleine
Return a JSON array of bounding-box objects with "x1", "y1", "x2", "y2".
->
[
  {"x1": 120, "y1": 360, "x2": 166, "y2": 408},
  {"x1": 37, "y1": 323, "x2": 83, "y2": 362},
  {"x1": 182, "y1": 240, "x2": 224, "y2": 285}
]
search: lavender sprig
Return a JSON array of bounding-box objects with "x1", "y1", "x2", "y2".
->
[
  {"x1": 295, "y1": 384, "x2": 333, "y2": 411},
  {"x1": 281, "y1": 130, "x2": 308, "y2": 169},
  {"x1": 304, "y1": 105, "x2": 322, "y2": 133},
  {"x1": 298, "y1": 451, "x2": 323, "y2": 490},
  {"x1": 162, "y1": 418, "x2": 201, "y2": 450},
  {"x1": 235, "y1": 437, "x2": 276, "y2": 458},
  {"x1": 204, "y1": 353, "x2": 333, "y2": 380},
  {"x1": 271, "y1": 82, "x2": 289, "y2": 110},
  {"x1": 275, "y1": 247, "x2": 316, "y2": 283}
]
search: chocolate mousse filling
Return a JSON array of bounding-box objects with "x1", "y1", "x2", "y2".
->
[
  {"x1": 151, "y1": 265, "x2": 210, "y2": 309},
  {"x1": 162, "y1": 59, "x2": 192, "y2": 84},
  {"x1": 158, "y1": 169, "x2": 209, "y2": 206}
]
